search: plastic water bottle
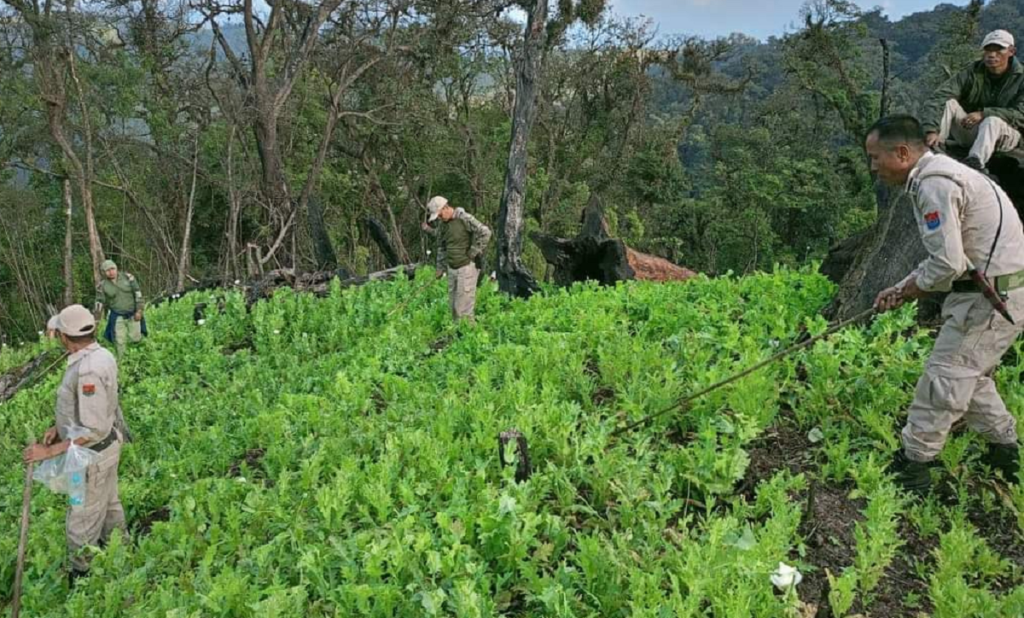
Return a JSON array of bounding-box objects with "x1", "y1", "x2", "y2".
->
[{"x1": 68, "y1": 470, "x2": 85, "y2": 506}]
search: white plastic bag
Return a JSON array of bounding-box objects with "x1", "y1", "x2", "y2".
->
[{"x1": 32, "y1": 427, "x2": 100, "y2": 506}]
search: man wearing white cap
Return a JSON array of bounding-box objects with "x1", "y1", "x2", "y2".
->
[
  {"x1": 23, "y1": 305, "x2": 128, "y2": 585},
  {"x1": 923, "y1": 29, "x2": 1024, "y2": 172},
  {"x1": 426, "y1": 196, "x2": 492, "y2": 323}
]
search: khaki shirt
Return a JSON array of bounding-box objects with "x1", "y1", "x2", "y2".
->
[
  {"x1": 903, "y1": 152, "x2": 1024, "y2": 293},
  {"x1": 56, "y1": 343, "x2": 120, "y2": 445}
]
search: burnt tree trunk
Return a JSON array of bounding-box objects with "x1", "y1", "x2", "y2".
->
[
  {"x1": 495, "y1": 0, "x2": 546, "y2": 299},
  {"x1": 362, "y1": 216, "x2": 402, "y2": 269},
  {"x1": 530, "y1": 197, "x2": 696, "y2": 286},
  {"x1": 307, "y1": 196, "x2": 338, "y2": 271}
]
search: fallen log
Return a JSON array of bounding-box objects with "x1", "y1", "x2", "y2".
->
[
  {"x1": 530, "y1": 196, "x2": 696, "y2": 286},
  {"x1": 244, "y1": 264, "x2": 420, "y2": 305},
  {"x1": 0, "y1": 348, "x2": 64, "y2": 404}
]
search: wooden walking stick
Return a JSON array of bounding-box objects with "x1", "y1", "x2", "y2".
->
[{"x1": 12, "y1": 458, "x2": 35, "y2": 618}]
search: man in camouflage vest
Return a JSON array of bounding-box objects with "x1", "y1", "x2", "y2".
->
[
  {"x1": 94, "y1": 259, "x2": 147, "y2": 356},
  {"x1": 427, "y1": 196, "x2": 492, "y2": 324}
]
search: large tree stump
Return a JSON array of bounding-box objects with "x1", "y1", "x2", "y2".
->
[{"x1": 530, "y1": 197, "x2": 696, "y2": 286}]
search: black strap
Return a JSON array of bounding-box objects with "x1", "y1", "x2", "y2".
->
[{"x1": 982, "y1": 176, "x2": 1004, "y2": 277}]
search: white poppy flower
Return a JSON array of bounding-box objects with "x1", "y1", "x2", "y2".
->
[{"x1": 770, "y1": 562, "x2": 802, "y2": 590}]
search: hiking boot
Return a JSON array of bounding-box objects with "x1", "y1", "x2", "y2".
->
[
  {"x1": 891, "y1": 451, "x2": 931, "y2": 495},
  {"x1": 68, "y1": 568, "x2": 88, "y2": 588},
  {"x1": 983, "y1": 443, "x2": 1020, "y2": 483}
]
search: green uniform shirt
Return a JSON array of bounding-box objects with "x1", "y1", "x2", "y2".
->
[
  {"x1": 96, "y1": 272, "x2": 144, "y2": 315},
  {"x1": 436, "y1": 208, "x2": 492, "y2": 270},
  {"x1": 923, "y1": 58, "x2": 1024, "y2": 134}
]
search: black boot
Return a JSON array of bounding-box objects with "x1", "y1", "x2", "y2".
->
[
  {"x1": 891, "y1": 451, "x2": 931, "y2": 495},
  {"x1": 983, "y1": 443, "x2": 1020, "y2": 483},
  {"x1": 68, "y1": 568, "x2": 88, "y2": 588}
]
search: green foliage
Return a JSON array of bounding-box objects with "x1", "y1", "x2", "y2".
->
[{"x1": 4, "y1": 267, "x2": 1024, "y2": 614}]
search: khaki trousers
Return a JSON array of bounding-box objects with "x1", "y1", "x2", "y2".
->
[
  {"x1": 67, "y1": 442, "x2": 125, "y2": 572},
  {"x1": 113, "y1": 316, "x2": 143, "y2": 357},
  {"x1": 447, "y1": 263, "x2": 479, "y2": 323},
  {"x1": 902, "y1": 291, "x2": 1024, "y2": 461},
  {"x1": 938, "y1": 99, "x2": 1021, "y2": 165}
]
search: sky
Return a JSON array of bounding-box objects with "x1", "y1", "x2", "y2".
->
[{"x1": 607, "y1": 0, "x2": 967, "y2": 40}]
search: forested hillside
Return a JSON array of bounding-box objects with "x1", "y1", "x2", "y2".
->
[{"x1": 0, "y1": 0, "x2": 1021, "y2": 338}]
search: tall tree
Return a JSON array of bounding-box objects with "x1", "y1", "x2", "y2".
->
[
  {"x1": 198, "y1": 0, "x2": 344, "y2": 271},
  {"x1": 495, "y1": 0, "x2": 606, "y2": 298},
  {"x1": 4, "y1": 0, "x2": 107, "y2": 284}
]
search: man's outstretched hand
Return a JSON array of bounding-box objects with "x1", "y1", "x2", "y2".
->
[
  {"x1": 874, "y1": 286, "x2": 905, "y2": 313},
  {"x1": 874, "y1": 278, "x2": 925, "y2": 313}
]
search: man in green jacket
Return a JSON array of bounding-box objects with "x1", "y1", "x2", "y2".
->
[
  {"x1": 427, "y1": 196, "x2": 492, "y2": 324},
  {"x1": 94, "y1": 259, "x2": 147, "y2": 356},
  {"x1": 923, "y1": 29, "x2": 1023, "y2": 172}
]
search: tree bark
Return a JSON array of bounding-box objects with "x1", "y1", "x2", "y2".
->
[
  {"x1": 63, "y1": 178, "x2": 74, "y2": 306},
  {"x1": 825, "y1": 187, "x2": 946, "y2": 320},
  {"x1": 35, "y1": 39, "x2": 105, "y2": 286},
  {"x1": 495, "y1": 0, "x2": 546, "y2": 299},
  {"x1": 224, "y1": 125, "x2": 242, "y2": 283},
  {"x1": 176, "y1": 138, "x2": 200, "y2": 293}
]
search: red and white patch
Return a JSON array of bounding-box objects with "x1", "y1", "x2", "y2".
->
[{"x1": 924, "y1": 211, "x2": 941, "y2": 230}]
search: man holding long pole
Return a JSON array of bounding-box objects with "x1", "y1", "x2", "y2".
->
[{"x1": 868, "y1": 115, "x2": 1024, "y2": 493}]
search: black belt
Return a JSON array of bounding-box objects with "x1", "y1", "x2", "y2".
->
[
  {"x1": 88, "y1": 430, "x2": 118, "y2": 453},
  {"x1": 952, "y1": 280, "x2": 978, "y2": 293}
]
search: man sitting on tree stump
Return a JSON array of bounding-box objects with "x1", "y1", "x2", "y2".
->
[
  {"x1": 427, "y1": 196, "x2": 491, "y2": 324},
  {"x1": 869, "y1": 115, "x2": 1024, "y2": 494},
  {"x1": 923, "y1": 29, "x2": 1024, "y2": 174}
]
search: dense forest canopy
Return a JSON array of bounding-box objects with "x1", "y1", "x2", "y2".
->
[{"x1": 2, "y1": 0, "x2": 1024, "y2": 341}]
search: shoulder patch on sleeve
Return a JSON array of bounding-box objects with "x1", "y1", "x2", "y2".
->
[
  {"x1": 924, "y1": 211, "x2": 941, "y2": 230},
  {"x1": 82, "y1": 383, "x2": 96, "y2": 396}
]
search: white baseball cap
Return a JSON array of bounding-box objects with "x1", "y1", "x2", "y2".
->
[
  {"x1": 982, "y1": 30, "x2": 1015, "y2": 50},
  {"x1": 49, "y1": 305, "x2": 96, "y2": 336},
  {"x1": 426, "y1": 196, "x2": 448, "y2": 222}
]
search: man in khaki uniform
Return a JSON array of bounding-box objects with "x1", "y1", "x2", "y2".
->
[
  {"x1": 923, "y1": 29, "x2": 1024, "y2": 172},
  {"x1": 869, "y1": 115, "x2": 1024, "y2": 493},
  {"x1": 94, "y1": 259, "x2": 146, "y2": 356},
  {"x1": 427, "y1": 196, "x2": 492, "y2": 323},
  {"x1": 24, "y1": 305, "x2": 127, "y2": 584}
]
